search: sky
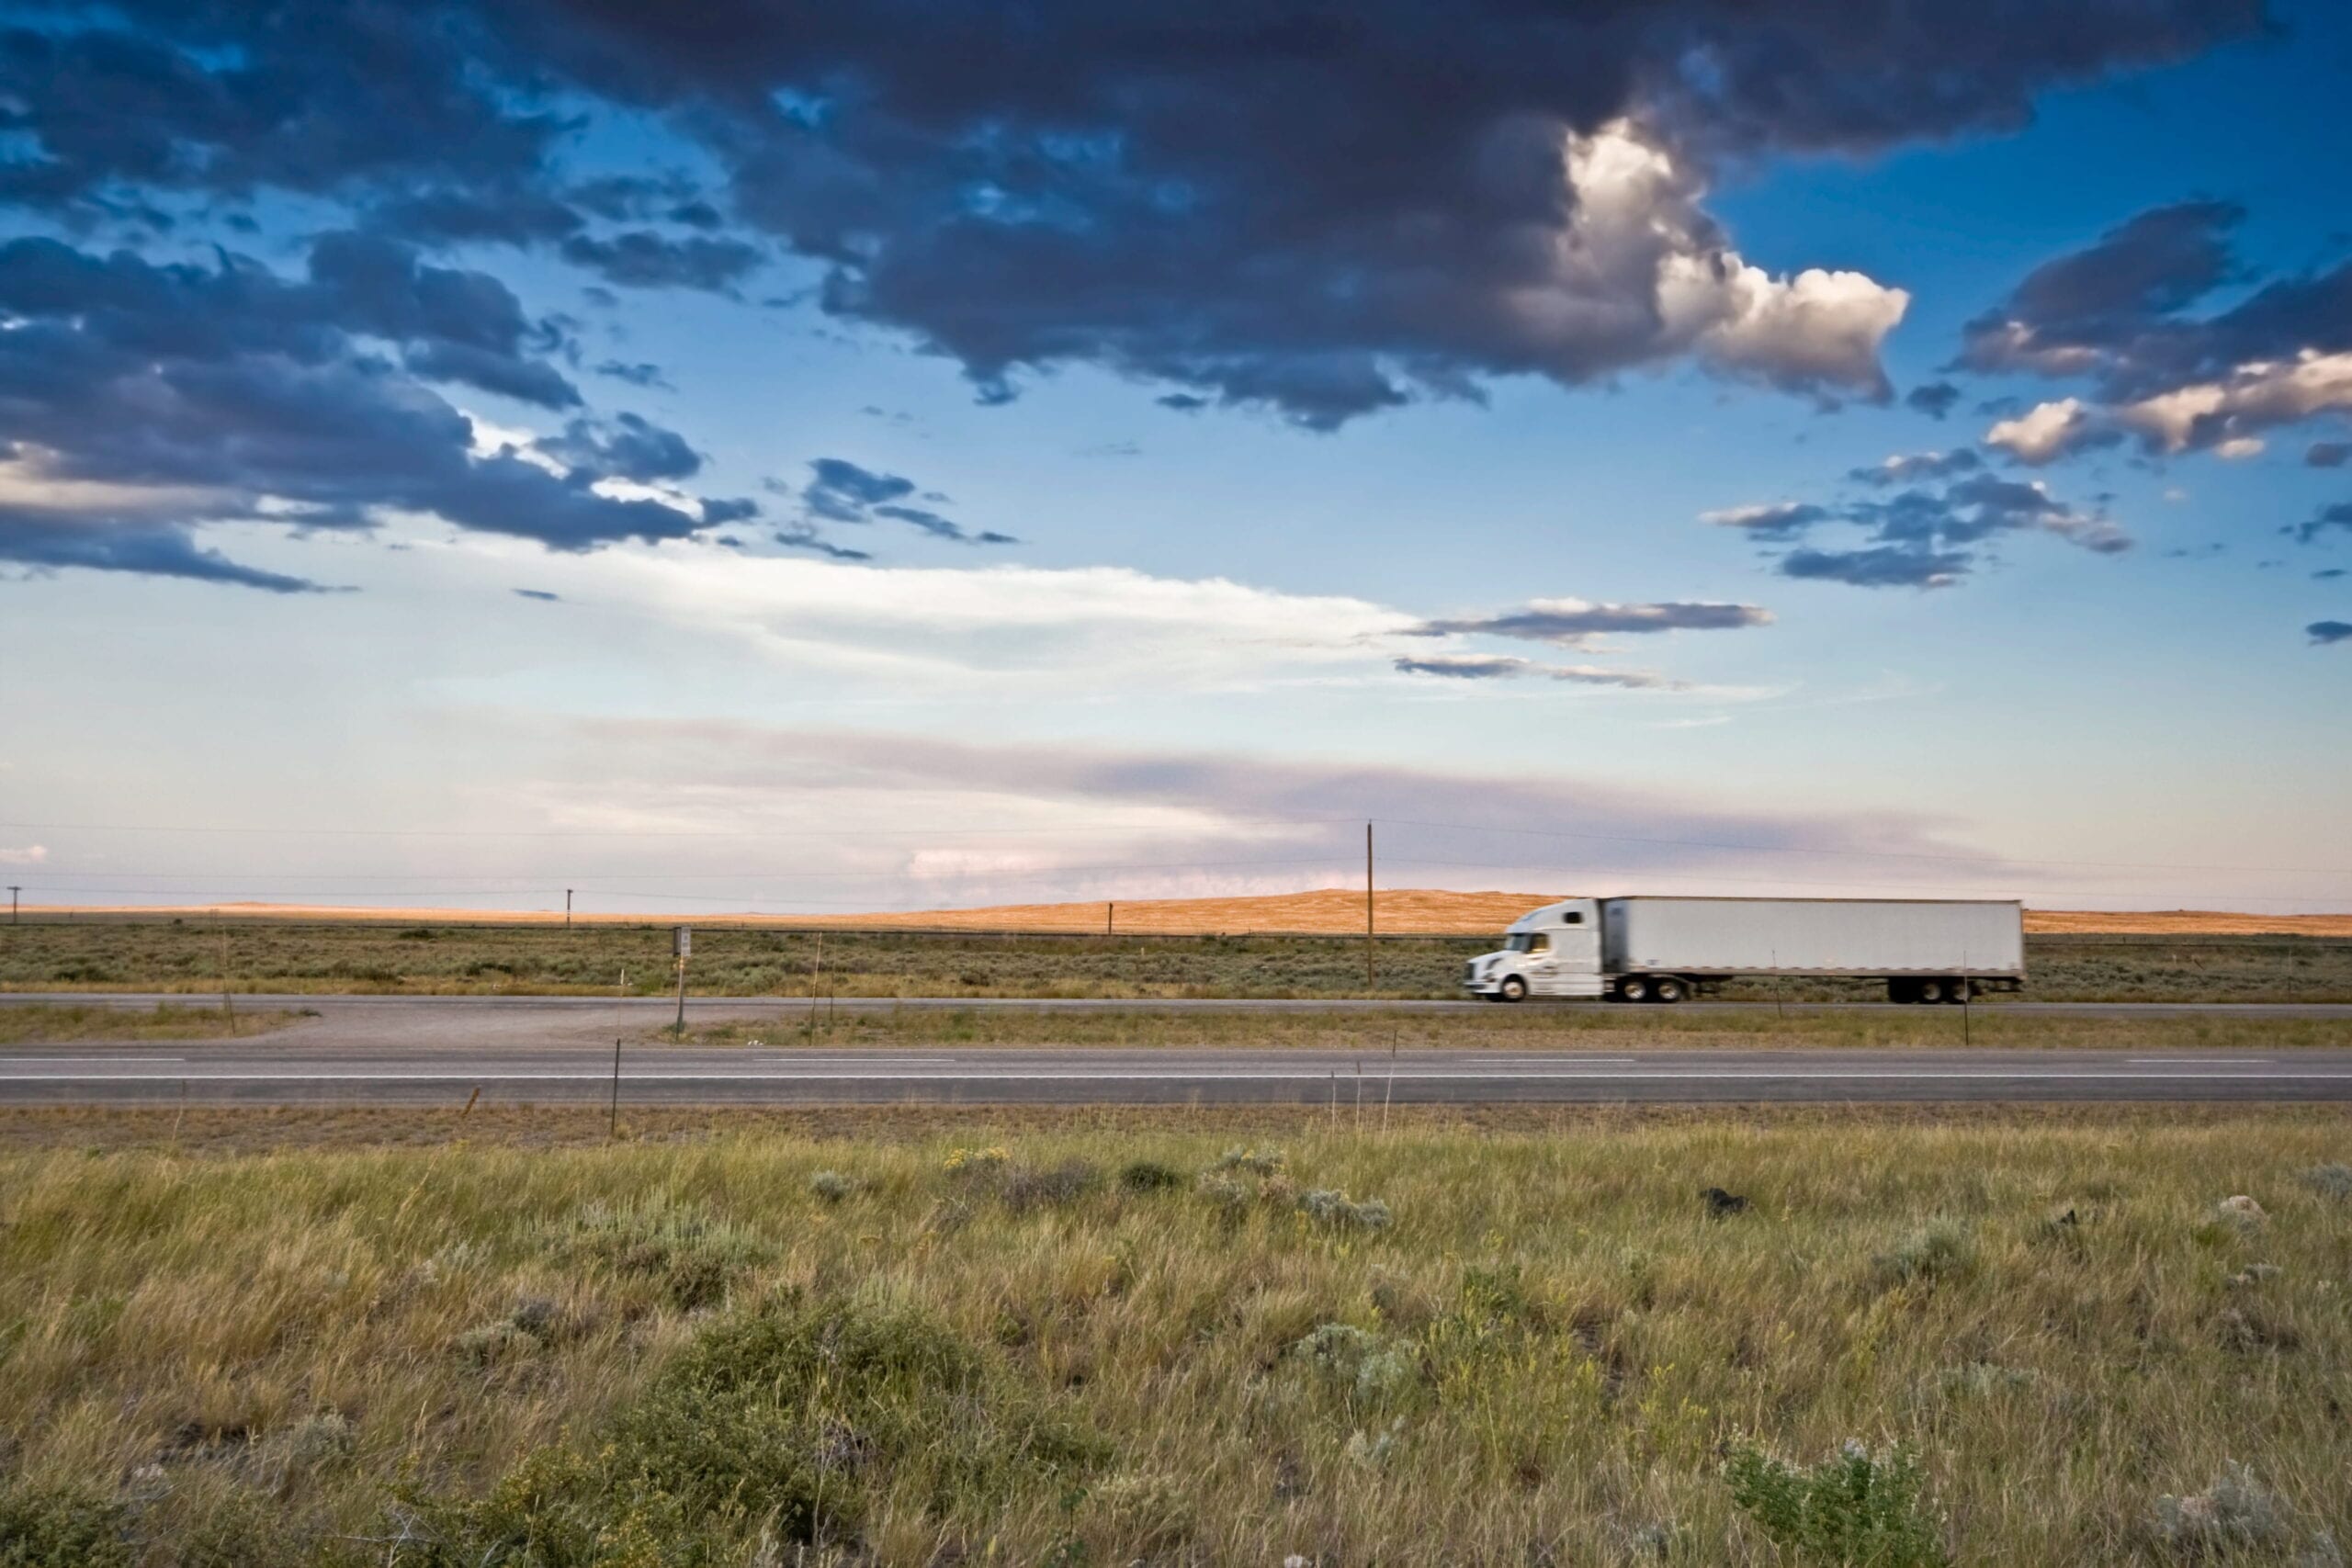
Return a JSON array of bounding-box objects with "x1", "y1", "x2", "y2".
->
[{"x1": 0, "y1": 0, "x2": 2347, "y2": 917}]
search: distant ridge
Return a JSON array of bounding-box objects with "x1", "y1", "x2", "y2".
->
[{"x1": 13, "y1": 890, "x2": 2351, "y2": 937}]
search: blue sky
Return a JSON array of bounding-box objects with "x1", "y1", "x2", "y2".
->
[{"x1": 0, "y1": 0, "x2": 2346, "y2": 914}]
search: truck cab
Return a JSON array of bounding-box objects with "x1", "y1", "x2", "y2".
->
[{"x1": 1462, "y1": 898, "x2": 1604, "y2": 1001}]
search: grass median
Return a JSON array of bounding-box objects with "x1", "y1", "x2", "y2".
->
[
  {"x1": 642, "y1": 1002, "x2": 2352, "y2": 1052},
  {"x1": 0, "y1": 1002, "x2": 308, "y2": 1046},
  {"x1": 2, "y1": 1110, "x2": 2348, "y2": 1562}
]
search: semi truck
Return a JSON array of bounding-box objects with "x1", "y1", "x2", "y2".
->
[{"x1": 1461, "y1": 896, "x2": 2024, "y2": 1005}]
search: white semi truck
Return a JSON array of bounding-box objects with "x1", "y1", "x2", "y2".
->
[{"x1": 1461, "y1": 897, "x2": 2025, "y2": 1005}]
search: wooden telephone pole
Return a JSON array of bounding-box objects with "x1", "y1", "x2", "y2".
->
[{"x1": 1364, "y1": 821, "x2": 1375, "y2": 990}]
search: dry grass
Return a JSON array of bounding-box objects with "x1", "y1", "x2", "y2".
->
[
  {"x1": 19, "y1": 892, "x2": 2350, "y2": 936},
  {"x1": 10, "y1": 919, "x2": 2351, "y2": 1001},
  {"x1": 2, "y1": 1111, "x2": 2350, "y2": 1562},
  {"x1": 649, "y1": 1003, "x2": 2352, "y2": 1054},
  {"x1": 0, "y1": 1003, "x2": 305, "y2": 1046}
]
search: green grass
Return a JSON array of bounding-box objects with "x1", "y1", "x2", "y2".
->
[
  {"x1": 0, "y1": 1003, "x2": 307, "y2": 1046},
  {"x1": 3, "y1": 1113, "x2": 2350, "y2": 1562},
  {"x1": 6, "y1": 919, "x2": 2351, "y2": 1002}
]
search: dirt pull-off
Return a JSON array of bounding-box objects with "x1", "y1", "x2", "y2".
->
[{"x1": 21, "y1": 890, "x2": 2351, "y2": 937}]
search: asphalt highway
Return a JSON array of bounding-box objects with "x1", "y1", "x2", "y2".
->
[
  {"x1": 4, "y1": 993, "x2": 2346, "y2": 1106},
  {"x1": 1, "y1": 1044, "x2": 2347, "y2": 1105}
]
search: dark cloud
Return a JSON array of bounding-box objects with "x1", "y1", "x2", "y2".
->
[
  {"x1": 872, "y1": 504, "x2": 1018, "y2": 546},
  {"x1": 1711, "y1": 470, "x2": 2126, "y2": 589},
  {"x1": 1395, "y1": 654, "x2": 1675, "y2": 687},
  {"x1": 593, "y1": 359, "x2": 673, "y2": 389},
  {"x1": 774, "y1": 525, "x2": 872, "y2": 561},
  {"x1": 2309, "y1": 620, "x2": 2352, "y2": 645},
  {"x1": 1905, "y1": 381, "x2": 1962, "y2": 419},
  {"x1": 2312, "y1": 568, "x2": 2346, "y2": 580},
  {"x1": 1996, "y1": 200, "x2": 2244, "y2": 339},
  {"x1": 544, "y1": 412, "x2": 702, "y2": 482},
  {"x1": 1847, "y1": 448, "x2": 1982, "y2": 485},
  {"x1": 1781, "y1": 543, "x2": 1974, "y2": 589},
  {"x1": 557, "y1": 231, "x2": 765, "y2": 292},
  {"x1": 1702, "y1": 502, "x2": 1830, "y2": 540},
  {"x1": 1395, "y1": 655, "x2": 1528, "y2": 680},
  {"x1": 0, "y1": 10, "x2": 561, "y2": 213},
  {"x1": 1959, "y1": 199, "x2": 2352, "y2": 455},
  {"x1": 0, "y1": 234, "x2": 744, "y2": 588},
  {"x1": 785, "y1": 458, "x2": 1013, "y2": 546},
  {"x1": 2310, "y1": 441, "x2": 2352, "y2": 468},
  {"x1": 802, "y1": 457, "x2": 916, "y2": 521},
  {"x1": 512, "y1": 587, "x2": 561, "y2": 601},
  {"x1": 0, "y1": 513, "x2": 331, "y2": 592},
  {"x1": 0, "y1": 1, "x2": 2264, "y2": 428},
  {"x1": 2291, "y1": 502, "x2": 2352, "y2": 544},
  {"x1": 1410, "y1": 600, "x2": 1771, "y2": 646}
]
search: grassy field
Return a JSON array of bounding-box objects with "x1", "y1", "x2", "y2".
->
[
  {"x1": 6, "y1": 919, "x2": 2352, "y2": 1002},
  {"x1": 2, "y1": 1110, "x2": 2349, "y2": 1564}
]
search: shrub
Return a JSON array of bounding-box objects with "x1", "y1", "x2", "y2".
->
[
  {"x1": 1118, "y1": 1159, "x2": 1186, "y2": 1192},
  {"x1": 2151, "y1": 1462, "x2": 2290, "y2": 1556},
  {"x1": 1292, "y1": 1323, "x2": 1418, "y2": 1407},
  {"x1": 1724, "y1": 1440, "x2": 1947, "y2": 1567},
  {"x1": 0, "y1": 1479, "x2": 133, "y2": 1568},
  {"x1": 389, "y1": 1296, "x2": 1102, "y2": 1563},
  {"x1": 1001, "y1": 1160, "x2": 1099, "y2": 1212},
  {"x1": 554, "y1": 1195, "x2": 769, "y2": 1310},
  {"x1": 1211, "y1": 1145, "x2": 1286, "y2": 1177},
  {"x1": 808, "y1": 1169, "x2": 854, "y2": 1203},
  {"x1": 2300, "y1": 1164, "x2": 2352, "y2": 1201},
  {"x1": 1298, "y1": 1189, "x2": 1393, "y2": 1232},
  {"x1": 1871, "y1": 1222, "x2": 1974, "y2": 1288}
]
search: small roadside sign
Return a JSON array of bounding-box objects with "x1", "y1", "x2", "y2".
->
[{"x1": 673, "y1": 925, "x2": 692, "y2": 957}]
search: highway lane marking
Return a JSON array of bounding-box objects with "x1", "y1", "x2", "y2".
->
[
  {"x1": 6, "y1": 1069, "x2": 2352, "y2": 1082},
  {"x1": 2130, "y1": 1057, "x2": 2273, "y2": 1064}
]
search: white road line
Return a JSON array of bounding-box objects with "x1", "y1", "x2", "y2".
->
[
  {"x1": 2129, "y1": 1057, "x2": 2272, "y2": 1064},
  {"x1": 4, "y1": 1068, "x2": 2350, "y2": 1083}
]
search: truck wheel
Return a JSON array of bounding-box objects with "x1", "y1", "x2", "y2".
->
[
  {"x1": 1498, "y1": 975, "x2": 1528, "y2": 1002},
  {"x1": 1617, "y1": 976, "x2": 1649, "y2": 1003},
  {"x1": 1945, "y1": 979, "x2": 1972, "y2": 1006},
  {"x1": 1917, "y1": 977, "x2": 1946, "y2": 1004},
  {"x1": 1651, "y1": 976, "x2": 1687, "y2": 1004}
]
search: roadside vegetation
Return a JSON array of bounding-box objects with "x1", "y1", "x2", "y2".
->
[
  {"x1": 649, "y1": 1004, "x2": 2352, "y2": 1053},
  {"x1": 1, "y1": 1112, "x2": 2348, "y2": 1563},
  {"x1": 0, "y1": 1003, "x2": 306, "y2": 1046},
  {"x1": 5, "y1": 919, "x2": 2350, "y2": 1002}
]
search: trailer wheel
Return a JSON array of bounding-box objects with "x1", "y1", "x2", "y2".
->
[
  {"x1": 1945, "y1": 979, "x2": 1972, "y2": 1006},
  {"x1": 1888, "y1": 978, "x2": 1918, "y2": 1005},
  {"x1": 1617, "y1": 976, "x2": 1649, "y2": 1003},
  {"x1": 1917, "y1": 977, "x2": 1946, "y2": 1004},
  {"x1": 1498, "y1": 975, "x2": 1528, "y2": 1002},
  {"x1": 1651, "y1": 976, "x2": 1687, "y2": 1004}
]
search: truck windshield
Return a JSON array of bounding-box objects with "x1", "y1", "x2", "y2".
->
[{"x1": 1505, "y1": 932, "x2": 1548, "y2": 953}]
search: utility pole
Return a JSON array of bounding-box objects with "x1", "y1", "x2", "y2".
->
[
  {"x1": 672, "y1": 925, "x2": 691, "y2": 1037},
  {"x1": 6, "y1": 886, "x2": 17, "y2": 925},
  {"x1": 1364, "y1": 821, "x2": 1375, "y2": 991},
  {"x1": 565, "y1": 888, "x2": 573, "y2": 930},
  {"x1": 1106, "y1": 901, "x2": 1114, "y2": 936}
]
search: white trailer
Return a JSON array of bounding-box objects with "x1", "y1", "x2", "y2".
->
[{"x1": 1461, "y1": 896, "x2": 2024, "y2": 1005}]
